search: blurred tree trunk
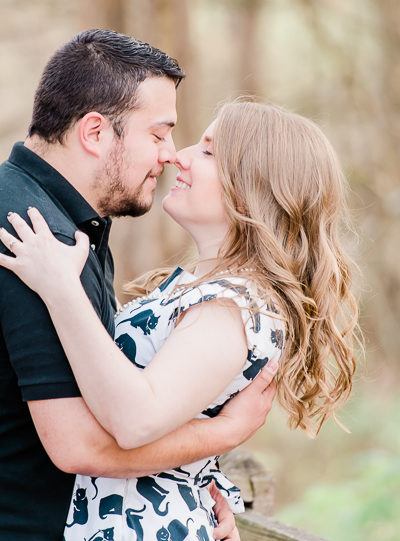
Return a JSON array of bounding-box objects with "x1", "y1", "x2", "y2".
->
[
  {"x1": 369, "y1": 0, "x2": 400, "y2": 373},
  {"x1": 229, "y1": 0, "x2": 265, "y2": 96},
  {"x1": 78, "y1": 0, "x2": 126, "y2": 33}
]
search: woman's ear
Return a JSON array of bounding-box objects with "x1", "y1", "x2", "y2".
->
[{"x1": 78, "y1": 112, "x2": 114, "y2": 158}]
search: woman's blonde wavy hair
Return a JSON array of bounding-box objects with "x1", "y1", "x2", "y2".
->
[{"x1": 126, "y1": 100, "x2": 360, "y2": 437}]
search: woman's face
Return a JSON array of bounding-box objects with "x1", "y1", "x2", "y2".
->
[{"x1": 162, "y1": 120, "x2": 229, "y2": 238}]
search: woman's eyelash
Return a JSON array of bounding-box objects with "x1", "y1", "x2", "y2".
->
[
  {"x1": 153, "y1": 135, "x2": 165, "y2": 142},
  {"x1": 202, "y1": 150, "x2": 213, "y2": 156}
]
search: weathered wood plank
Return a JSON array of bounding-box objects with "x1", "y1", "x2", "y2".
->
[
  {"x1": 236, "y1": 511, "x2": 328, "y2": 541},
  {"x1": 219, "y1": 451, "x2": 275, "y2": 515},
  {"x1": 220, "y1": 451, "x2": 328, "y2": 541}
]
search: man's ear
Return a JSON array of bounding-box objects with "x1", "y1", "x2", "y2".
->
[{"x1": 78, "y1": 112, "x2": 114, "y2": 158}]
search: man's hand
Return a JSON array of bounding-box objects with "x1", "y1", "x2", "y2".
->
[
  {"x1": 218, "y1": 360, "x2": 278, "y2": 450},
  {"x1": 209, "y1": 363, "x2": 278, "y2": 539},
  {"x1": 209, "y1": 481, "x2": 241, "y2": 540}
]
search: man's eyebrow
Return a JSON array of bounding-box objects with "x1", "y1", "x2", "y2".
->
[{"x1": 150, "y1": 121, "x2": 176, "y2": 128}]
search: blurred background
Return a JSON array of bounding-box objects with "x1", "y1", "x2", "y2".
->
[{"x1": 1, "y1": 0, "x2": 399, "y2": 539}]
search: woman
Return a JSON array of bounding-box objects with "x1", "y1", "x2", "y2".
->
[{"x1": 0, "y1": 101, "x2": 358, "y2": 541}]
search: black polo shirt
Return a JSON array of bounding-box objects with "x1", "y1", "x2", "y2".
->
[{"x1": 0, "y1": 143, "x2": 116, "y2": 540}]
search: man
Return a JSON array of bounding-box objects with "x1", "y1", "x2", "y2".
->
[{"x1": 0, "y1": 29, "x2": 277, "y2": 540}]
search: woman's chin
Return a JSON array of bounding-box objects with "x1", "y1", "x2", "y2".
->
[
  {"x1": 162, "y1": 196, "x2": 184, "y2": 226},
  {"x1": 162, "y1": 194, "x2": 173, "y2": 215}
]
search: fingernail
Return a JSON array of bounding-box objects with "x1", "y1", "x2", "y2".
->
[
  {"x1": 266, "y1": 360, "x2": 278, "y2": 372},
  {"x1": 27, "y1": 206, "x2": 33, "y2": 210},
  {"x1": 7, "y1": 212, "x2": 13, "y2": 217}
]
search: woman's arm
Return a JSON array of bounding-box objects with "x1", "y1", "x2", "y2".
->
[{"x1": 0, "y1": 209, "x2": 248, "y2": 448}]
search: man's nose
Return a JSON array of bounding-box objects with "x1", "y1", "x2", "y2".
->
[{"x1": 159, "y1": 138, "x2": 177, "y2": 164}]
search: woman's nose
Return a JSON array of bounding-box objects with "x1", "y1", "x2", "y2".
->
[{"x1": 175, "y1": 145, "x2": 193, "y2": 170}]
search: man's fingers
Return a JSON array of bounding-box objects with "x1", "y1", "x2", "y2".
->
[
  {"x1": 213, "y1": 501, "x2": 235, "y2": 540},
  {"x1": 263, "y1": 377, "x2": 277, "y2": 398},
  {"x1": 6, "y1": 212, "x2": 35, "y2": 242},
  {"x1": 262, "y1": 380, "x2": 277, "y2": 419},
  {"x1": 27, "y1": 207, "x2": 52, "y2": 236},
  {"x1": 251, "y1": 361, "x2": 278, "y2": 393},
  {"x1": 210, "y1": 482, "x2": 236, "y2": 540},
  {"x1": 225, "y1": 525, "x2": 241, "y2": 541}
]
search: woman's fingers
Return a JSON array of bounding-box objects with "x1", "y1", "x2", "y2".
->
[
  {"x1": 0, "y1": 251, "x2": 17, "y2": 270},
  {"x1": 74, "y1": 230, "x2": 90, "y2": 250},
  {"x1": 0, "y1": 227, "x2": 21, "y2": 254},
  {"x1": 6, "y1": 212, "x2": 35, "y2": 242},
  {"x1": 73, "y1": 230, "x2": 90, "y2": 267},
  {"x1": 27, "y1": 207, "x2": 52, "y2": 235}
]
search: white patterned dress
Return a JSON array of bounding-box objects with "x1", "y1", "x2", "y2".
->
[{"x1": 63, "y1": 268, "x2": 285, "y2": 541}]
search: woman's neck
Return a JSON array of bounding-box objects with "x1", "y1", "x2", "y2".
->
[
  {"x1": 184, "y1": 221, "x2": 230, "y2": 278},
  {"x1": 193, "y1": 238, "x2": 224, "y2": 277}
]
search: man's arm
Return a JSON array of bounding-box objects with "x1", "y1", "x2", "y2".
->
[{"x1": 28, "y1": 363, "x2": 277, "y2": 478}]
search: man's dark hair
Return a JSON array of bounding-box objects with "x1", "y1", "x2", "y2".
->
[{"x1": 28, "y1": 29, "x2": 185, "y2": 143}]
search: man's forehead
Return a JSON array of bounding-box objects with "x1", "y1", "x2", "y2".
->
[{"x1": 134, "y1": 77, "x2": 177, "y2": 123}]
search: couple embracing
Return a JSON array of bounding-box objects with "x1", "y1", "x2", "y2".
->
[{"x1": 0, "y1": 29, "x2": 358, "y2": 541}]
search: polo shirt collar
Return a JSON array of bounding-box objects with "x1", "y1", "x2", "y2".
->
[{"x1": 8, "y1": 142, "x2": 106, "y2": 228}]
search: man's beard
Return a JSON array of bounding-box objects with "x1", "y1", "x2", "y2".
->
[{"x1": 95, "y1": 141, "x2": 155, "y2": 218}]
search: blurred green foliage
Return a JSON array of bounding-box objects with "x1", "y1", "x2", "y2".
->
[
  {"x1": 248, "y1": 390, "x2": 400, "y2": 540},
  {"x1": 276, "y1": 449, "x2": 400, "y2": 541}
]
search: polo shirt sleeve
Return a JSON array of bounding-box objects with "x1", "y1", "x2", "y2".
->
[{"x1": 0, "y1": 236, "x2": 108, "y2": 402}]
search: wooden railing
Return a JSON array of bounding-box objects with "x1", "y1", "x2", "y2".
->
[{"x1": 220, "y1": 451, "x2": 328, "y2": 541}]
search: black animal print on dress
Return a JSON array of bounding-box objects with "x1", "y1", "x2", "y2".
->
[
  {"x1": 126, "y1": 506, "x2": 146, "y2": 541},
  {"x1": 156, "y1": 526, "x2": 169, "y2": 541},
  {"x1": 87, "y1": 527, "x2": 115, "y2": 540},
  {"x1": 136, "y1": 477, "x2": 170, "y2": 516},
  {"x1": 91, "y1": 477, "x2": 99, "y2": 500},
  {"x1": 178, "y1": 484, "x2": 197, "y2": 511},
  {"x1": 65, "y1": 488, "x2": 88, "y2": 527},
  {"x1": 158, "y1": 267, "x2": 184, "y2": 292},
  {"x1": 167, "y1": 518, "x2": 193, "y2": 540},
  {"x1": 117, "y1": 309, "x2": 160, "y2": 335},
  {"x1": 196, "y1": 525, "x2": 210, "y2": 540},
  {"x1": 114, "y1": 333, "x2": 146, "y2": 366},
  {"x1": 243, "y1": 350, "x2": 269, "y2": 381},
  {"x1": 99, "y1": 494, "x2": 123, "y2": 518}
]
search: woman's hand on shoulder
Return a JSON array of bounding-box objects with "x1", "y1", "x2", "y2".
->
[{"x1": 0, "y1": 207, "x2": 89, "y2": 301}]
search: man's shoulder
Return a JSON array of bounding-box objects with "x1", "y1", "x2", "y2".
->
[{"x1": 0, "y1": 159, "x2": 76, "y2": 238}]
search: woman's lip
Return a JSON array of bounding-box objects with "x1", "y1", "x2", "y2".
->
[{"x1": 176, "y1": 176, "x2": 191, "y2": 187}]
